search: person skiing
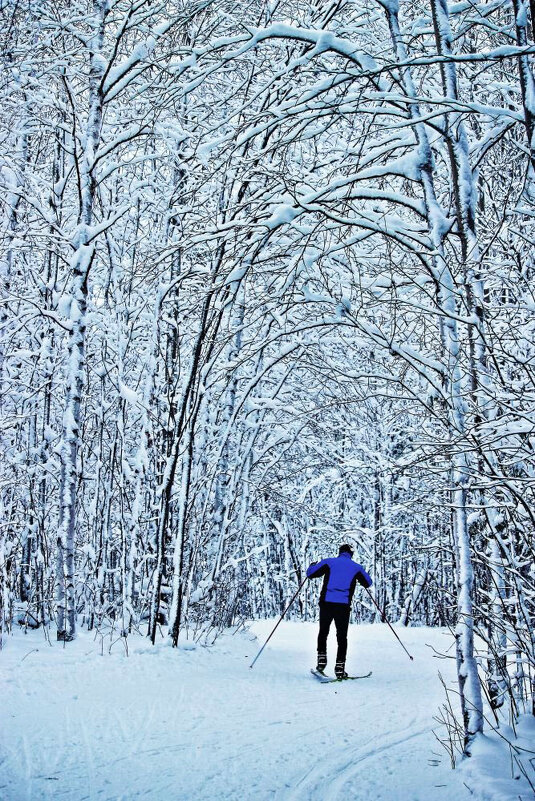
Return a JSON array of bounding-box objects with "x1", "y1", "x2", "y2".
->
[{"x1": 307, "y1": 543, "x2": 372, "y2": 679}]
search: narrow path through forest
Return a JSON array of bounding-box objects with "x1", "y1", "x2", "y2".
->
[{"x1": 0, "y1": 622, "x2": 477, "y2": 801}]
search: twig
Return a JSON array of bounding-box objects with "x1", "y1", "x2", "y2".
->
[{"x1": 20, "y1": 648, "x2": 39, "y2": 663}]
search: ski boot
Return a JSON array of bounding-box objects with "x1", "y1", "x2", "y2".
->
[
  {"x1": 316, "y1": 652, "x2": 327, "y2": 674},
  {"x1": 335, "y1": 661, "x2": 349, "y2": 680}
]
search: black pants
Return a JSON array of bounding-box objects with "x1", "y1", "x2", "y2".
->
[{"x1": 317, "y1": 602, "x2": 351, "y2": 663}]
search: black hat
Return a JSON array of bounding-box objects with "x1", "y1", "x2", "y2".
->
[{"x1": 339, "y1": 543, "x2": 354, "y2": 556}]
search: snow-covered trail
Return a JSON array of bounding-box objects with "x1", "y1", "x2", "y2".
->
[{"x1": 1, "y1": 622, "x2": 475, "y2": 801}]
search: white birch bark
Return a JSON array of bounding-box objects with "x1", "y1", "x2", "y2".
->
[
  {"x1": 385, "y1": 0, "x2": 484, "y2": 745},
  {"x1": 57, "y1": 0, "x2": 107, "y2": 640}
]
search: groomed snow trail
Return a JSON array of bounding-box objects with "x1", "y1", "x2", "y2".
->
[{"x1": 1, "y1": 622, "x2": 475, "y2": 801}]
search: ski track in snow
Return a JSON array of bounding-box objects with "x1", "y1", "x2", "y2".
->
[{"x1": 0, "y1": 622, "x2": 476, "y2": 801}]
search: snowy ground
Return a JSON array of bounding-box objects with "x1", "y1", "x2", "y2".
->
[{"x1": 1, "y1": 620, "x2": 533, "y2": 801}]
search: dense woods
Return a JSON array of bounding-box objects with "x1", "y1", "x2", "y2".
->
[{"x1": 1, "y1": 0, "x2": 535, "y2": 751}]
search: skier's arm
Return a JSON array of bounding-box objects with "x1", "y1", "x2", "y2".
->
[
  {"x1": 307, "y1": 559, "x2": 329, "y2": 579},
  {"x1": 356, "y1": 566, "x2": 373, "y2": 588}
]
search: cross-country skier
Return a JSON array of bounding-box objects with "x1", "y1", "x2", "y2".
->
[{"x1": 307, "y1": 543, "x2": 372, "y2": 679}]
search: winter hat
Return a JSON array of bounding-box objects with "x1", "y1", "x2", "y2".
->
[{"x1": 338, "y1": 543, "x2": 354, "y2": 556}]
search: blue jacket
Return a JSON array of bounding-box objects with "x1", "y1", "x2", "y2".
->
[{"x1": 307, "y1": 552, "x2": 372, "y2": 605}]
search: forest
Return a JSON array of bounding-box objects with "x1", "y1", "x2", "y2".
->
[{"x1": 1, "y1": 0, "x2": 535, "y2": 757}]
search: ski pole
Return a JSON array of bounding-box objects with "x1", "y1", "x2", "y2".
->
[
  {"x1": 365, "y1": 586, "x2": 414, "y2": 661},
  {"x1": 249, "y1": 576, "x2": 308, "y2": 669}
]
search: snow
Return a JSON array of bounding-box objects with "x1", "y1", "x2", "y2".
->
[
  {"x1": 118, "y1": 380, "x2": 141, "y2": 407},
  {"x1": 265, "y1": 203, "x2": 301, "y2": 229},
  {"x1": 224, "y1": 265, "x2": 248, "y2": 286},
  {"x1": 463, "y1": 717, "x2": 535, "y2": 801},
  {"x1": 1, "y1": 622, "x2": 531, "y2": 801}
]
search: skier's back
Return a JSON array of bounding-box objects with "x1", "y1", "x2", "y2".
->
[{"x1": 307, "y1": 543, "x2": 372, "y2": 678}]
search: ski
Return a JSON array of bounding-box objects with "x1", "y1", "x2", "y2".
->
[{"x1": 310, "y1": 669, "x2": 372, "y2": 683}]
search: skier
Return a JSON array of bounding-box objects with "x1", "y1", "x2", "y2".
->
[{"x1": 307, "y1": 543, "x2": 372, "y2": 679}]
